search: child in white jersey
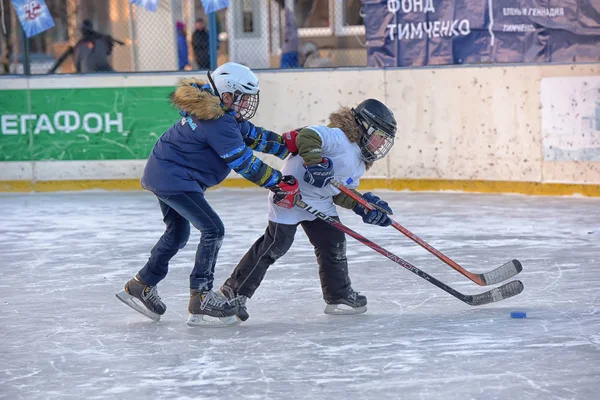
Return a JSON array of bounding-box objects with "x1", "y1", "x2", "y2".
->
[{"x1": 220, "y1": 99, "x2": 397, "y2": 321}]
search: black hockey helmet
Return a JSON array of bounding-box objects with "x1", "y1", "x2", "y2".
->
[{"x1": 352, "y1": 99, "x2": 397, "y2": 162}]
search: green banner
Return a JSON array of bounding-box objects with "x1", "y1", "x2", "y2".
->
[{"x1": 0, "y1": 86, "x2": 178, "y2": 161}]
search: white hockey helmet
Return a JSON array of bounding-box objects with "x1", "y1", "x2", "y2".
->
[{"x1": 209, "y1": 62, "x2": 260, "y2": 121}]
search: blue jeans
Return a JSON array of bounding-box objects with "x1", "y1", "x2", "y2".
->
[{"x1": 138, "y1": 192, "x2": 224, "y2": 290}]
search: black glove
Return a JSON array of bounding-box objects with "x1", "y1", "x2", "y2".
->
[
  {"x1": 352, "y1": 192, "x2": 393, "y2": 227},
  {"x1": 269, "y1": 175, "x2": 301, "y2": 209}
]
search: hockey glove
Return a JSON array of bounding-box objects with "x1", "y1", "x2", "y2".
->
[
  {"x1": 282, "y1": 129, "x2": 300, "y2": 155},
  {"x1": 303, "y1": 157, "x2": 334, "y2": 188},
  {"x1": 270, "y1": 175, "x2": 301, "y2": 209},
  {"x1": 353, "y1": 192, "x2": 393, "y2": 227}
]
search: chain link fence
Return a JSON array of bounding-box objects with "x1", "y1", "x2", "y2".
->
[{"x1": 0, "y1": 0, "x2": 367, "y2": 75}]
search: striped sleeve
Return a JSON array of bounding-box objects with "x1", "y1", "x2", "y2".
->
[
  {"x1": 220, "y1": 145, "x2": 282, "y2": 188},
  {"x1": 240, "y1": 121, "x2": 290, "y2": 160}
]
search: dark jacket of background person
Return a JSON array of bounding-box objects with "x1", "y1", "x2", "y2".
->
[
  {"x1": 73, "y1": 21, "x2": 114, "y2": 73},
  {"x1": 192, "y1": 20, "x2": 210, "y2": 69}
]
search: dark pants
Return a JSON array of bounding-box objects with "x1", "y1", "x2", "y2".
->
[
  {"x1": 138, "y1": 192, "x2": 224, "y2": 290},
  {"x1": 223, "y1": 217, "x2": 352, "y2": 301}
]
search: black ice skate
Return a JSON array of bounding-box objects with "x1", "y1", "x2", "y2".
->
[
  {"x1": 220, "y1": 285, "x2": 250, "y2": 322},
  {"x1": 324, "y1": 289, "x2": 367, "y2": 315},
  {"x1": 187, "y1": 289, "x2": 239, "y2": 327},
  {"x1": 116, "y1": 274, "x2": 166, "y2": 321}
]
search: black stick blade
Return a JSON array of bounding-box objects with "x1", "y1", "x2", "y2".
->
[{"x1": 467, "y1": 280, "x2": 524, "y2": 306}]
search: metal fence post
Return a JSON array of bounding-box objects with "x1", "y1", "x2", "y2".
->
[
  {"x1": 21, "y1": 28, "x2": 30, "y2": 75},
  {"x1": 208, "y1": 12, "x2": 218, "y2": 70},
  {"x1": 128, "y1": 2, "x2": 138, "y2": 72}
]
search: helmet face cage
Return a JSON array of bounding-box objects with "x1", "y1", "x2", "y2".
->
[
  {"x1": 359, "y1": 124, "x2": 395, "y2": 162},
  {"x1": 232, "y1": 90, "x2": 260, "y2": 121},
  {"x1": 355, "y1": 112, "x2": 395, "y2": 162}
]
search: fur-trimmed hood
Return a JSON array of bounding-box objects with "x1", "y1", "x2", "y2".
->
[
  {"x1": 328, "y1": 107, "x2": 362, "y2": 143},
  {"x1": 328, "y1": 107, "x2": 373, "y2": 169},
  {"x1": 169, "y1": 78, "x2": 226, "y2": 121}
]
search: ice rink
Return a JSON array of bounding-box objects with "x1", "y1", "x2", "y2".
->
[{"x1": 1, "y1": 188, "x2": 599, "y2": 400}]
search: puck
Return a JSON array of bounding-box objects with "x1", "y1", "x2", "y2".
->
[{"x1": 510, "y1": 311, "x2": 527, "y2": 319}]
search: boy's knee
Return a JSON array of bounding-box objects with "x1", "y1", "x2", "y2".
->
[
  {"x1": 168, "y1": 223, "x2": 190, "y2": 249},
  {"x1": 201, "y1": 219, "x2": 225, "y2": 239},
  {"x1": 176, "y1": 227, "x2": 191, "y2": 249}
]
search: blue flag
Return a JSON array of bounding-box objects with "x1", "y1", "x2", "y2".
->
[
  {"x1": 129, "y1": 0, "x2": 159, "y2": 13},
  {"x1": 12, "y1": 0, "x2": 55, "y2": 38},
  {"x1": 201, "y1": 0, "x2": 229, "y2": 14}
]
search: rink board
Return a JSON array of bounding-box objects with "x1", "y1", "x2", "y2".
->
[
  {"x1": 1, "y1": 64, "x2": 600, "y2": 194},
  {"x1": 2, "y1": 176, "x2": 600, "y2": 197}
]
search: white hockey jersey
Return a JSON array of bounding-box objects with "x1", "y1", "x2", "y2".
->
[{"x1": 268, "y1": 125, "x2": 366, "y2": 224}]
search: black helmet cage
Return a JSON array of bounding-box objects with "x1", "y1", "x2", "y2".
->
[
  {"x1": 353, "y1": 106, "x2": 396, "y2": 162},
  {"x1": 232, "y1": 90, "x2": 260, "y2": 121}
]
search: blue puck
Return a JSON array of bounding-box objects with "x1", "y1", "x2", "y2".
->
[{"x1": 510, "y1": 311, "x2": 527, "y2": 319}]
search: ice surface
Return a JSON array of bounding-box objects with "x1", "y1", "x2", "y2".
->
[{"x1": 1, "y1": 189, "x2": 599, "y2": 399}]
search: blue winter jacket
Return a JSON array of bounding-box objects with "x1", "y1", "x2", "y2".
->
[{"x1": 141, "y1": 79, "x2": 289, "y2": 196}]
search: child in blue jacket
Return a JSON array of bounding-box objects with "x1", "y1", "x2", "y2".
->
[{"x1": 116, "y1": 62, "x2": 299, "y2": 327}]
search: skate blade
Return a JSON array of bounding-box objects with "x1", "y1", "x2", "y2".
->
[
  {"x1": 187, "y1": 313, "x2": 240, "y2": 327},
  {"x1": 235, "y1": 312, "x2": 249, "y2": 322},
  {"x1": 218, "y1": 290, "x2": 250, "y2": 322},
  {"x1": 324, "y1": 304, "x2": 367, "y2": 315},
  {"x1": 116, "y1": 290, "x2": 161, "y2": 321}
]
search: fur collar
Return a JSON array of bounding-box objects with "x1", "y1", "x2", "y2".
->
[{"x1": 169, "y1": 78, "x2": 225, "y2": 120}]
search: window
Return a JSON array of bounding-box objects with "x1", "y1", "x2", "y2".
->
[
  {"x1": 233, "y1": 0, "x2": 259, "y2": 37},
  {"x1": 292, "y1": 0, "x2": 365, "y2": 37},
  {"x1": 296, "y1": 0, "x2": 330, "y2": 28},
  {"x1": 242, "y1": 0, "x2": 254, "y2": 32},
  {"x1": 295, "y1": 0, "x2": 332, "y2": 37},
  {"x1": 334, "y1": 0, "x2": 365, "y2": 36},
  {"x1": 341, "y1": 0, "x2": 363, "y2": 27}
]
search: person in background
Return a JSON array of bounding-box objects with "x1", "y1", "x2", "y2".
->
[
  {"x1": 299, "y1": 41, "x2": 333, "y2": 68},
  {"x1": 192, "y1": 18, "x2": 210, "y2": 70},
  {"x1": 276, "y1": 0, "x2": 300, "y2": 68},
  {"x1": 73, "y1": 20, "x2": 114, "y2": 73},
  {"x1": 176, "y1": 20, "x2": 190, "y2": 70}
]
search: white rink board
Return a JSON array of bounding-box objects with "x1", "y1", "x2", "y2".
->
[
  {"x1": 1, "y1": 63, "x2": 600, "y2": 184},
  {"x1": 541, "y1": 76, "x2": 600, "y2": 162}
]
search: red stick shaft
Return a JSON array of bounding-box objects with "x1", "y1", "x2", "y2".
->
[{"x1": 331, "y1": 180, "x2": 486, "y2": 286}]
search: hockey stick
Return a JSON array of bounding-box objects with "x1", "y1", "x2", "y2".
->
[
  {"x1": 295, "y1": 199, "x2": 523, "y2": 306},
  {"x1": 330, "y1": 180, "x2": 522, "y2": 286}
]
